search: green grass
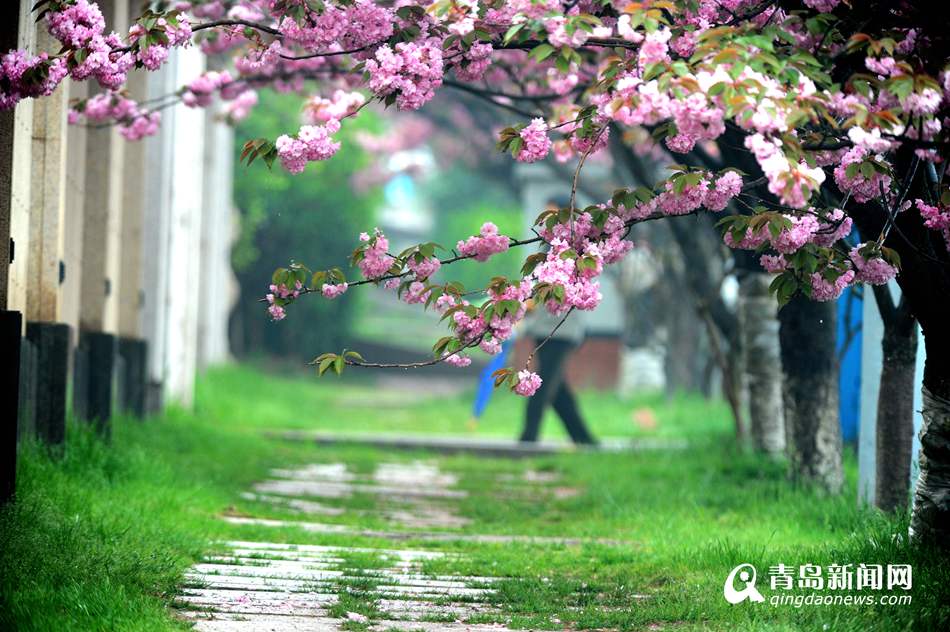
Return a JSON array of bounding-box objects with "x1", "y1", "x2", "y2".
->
[
  {"x1": 1, "y1": 364, "x2": 947, "y2": 631},
  {"x1": 200, "y1": 362, "x2": 729, "y2": 440}
]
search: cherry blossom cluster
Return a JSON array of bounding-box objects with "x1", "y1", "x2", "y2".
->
[
  {"x1": 406, "y1": 255, "x2": 441, "y2": 280},
  {"x1": 276, "y1": 0, "x2": 394, "y2": 53},
  {"x1": 916, "y1": 199, "x2": 950, "y2": 251},
  {"x1": 725, "y1": 206, "x2": 897, "y2": 301},
  {"x1": 833, "y1": 147, "x2": 892, "y2": 205},
  {"x1": 456, "y1": 223, "x2": 511, "y2": 262},
  {"x1": 68, "y1": 91, "x2": 160, "y2": 140},
  {"x1": 365, "y1": 40, "x2": 444, "y2": 111},
  {"x1": 182, "y1": 70, "x2": 233, "y2": 108},
  {"x1": 274, "y1": 119, "x2": 341, "y2": 174},
  {"x1": 451, "y1": 41, "x2": 493, "y2": 82},
  {"x1": 354, "y1": 230, "x2": 396, "y2": 280},
  {"x1": 2, "y1": 1, "x2": 191, "y2": 111},
  {"x1": 514, "y1": 370, "x2": 543, "y2": 397},
  {"x1": 431, "y1": 278, "x2": 533, "y2": 370},
  {"x1": 46, "y1": 0, "x2": 105, "y2": 49},
  {"x1": 321, "y1": 282, "x2": 348, "y2": 299},
  {"x1": 1, "y1": 50, "x2": 68, "y2": 109},
  {"x1": 744, "y1": 134, "x2": 826, "y2": 209},
  {"x1": 304, "y1": 90, "x2": 365, "y2": 124},
  {"x1": 265, "y1": 279, "x2": 303, "y2": 322},
  {"x1": 516, "y1": 118, "x2": 552, "y2": 163}
]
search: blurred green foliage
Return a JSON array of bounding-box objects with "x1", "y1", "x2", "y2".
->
[
  {"x1": 425, "y1": 166, "x2": 524, "y2": 297},
  {"x1": 231, "y1": 90, "x2": 382, "y2": 359}
]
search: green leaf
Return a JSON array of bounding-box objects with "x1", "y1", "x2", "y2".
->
[
  {"x1": 503, "y1": 23, "x2": 525, "y2": 45},
  {"x1": 528, "y1": 43, "x2": 555, "y2": 62},
  {"x1": 343, "y1": 350, "x2": 364, "y2": 363},
  {"x1": 318, "y1": 357, "x2": 335, "y2": 376}
]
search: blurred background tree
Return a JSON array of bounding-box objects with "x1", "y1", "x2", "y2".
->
[{"x1": 230, "y1": 91, "x2": 382, "y2": 361}]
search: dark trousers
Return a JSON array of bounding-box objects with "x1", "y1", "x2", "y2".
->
[{"x1": 520, "y1": 339, "x2": 596, "y2": 444}]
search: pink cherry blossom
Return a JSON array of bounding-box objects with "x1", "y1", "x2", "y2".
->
[
  {"x1": 407, "y1": 256, "x2": 441, "y2": 280},
  {"x1": 803, "y1": 0, "x2": 840, "y2": 12},
  {"x1": 46, "y1": 0, "x2": 105, "y2": 48},
  {"x1": 444, "y1": 353, "x2": 472, "y2": 367},
  {"x1": 760, "y1": 254, "x2": 788, "y2": 273},
  {"x1": 365, "y1": 40, "x2": 444, "y2": 111},
  {"x1": 850, "y1": 246, "x2": 897, "y2": 285},
  {"x1": 833, "y1": 147, "x2": 892, "y2": 204},
  {"x1": 516, "y1": 119, "x2": 552, "y2": 163},
  {"x1": 812, "y1": 208, "x2": 853, "y2": 247},
  {"x1": 402, "y1": 281, "x2": 431, "y2": 305},
  {"x1": 457, "y1": 223, "x2": 510, "y2": 262},
  {"x1": 357, "y1": 230, "x2": 396, "y2": 279},
  {"x1": 915, "y1": 199, "x2": 950, "y2": 250},
  {"x1": 514, "y1": 370, "x2": 543, "y2": 397},
  {"x1": 702, "y1": 171, "x2": 744, "y2": 211},
  {"x1": 267, "y1": 304, "x2": 286, "y2": 321},
  {"x1": 810, "y1": 270, "x2": 855, "y2": 301},
  {"x1": 304, "y1": 90, "x2": 365, "y2": 124},
  {"x1": 321, "y1": 283, "x2": 349, "y2": 299},
  {"x1": 275, "y1": 120, "x2": 342, "y2": 174},
  {"x1": 772, "y1": 215, "x2": 820, "y2": 254},
  {"x1": 226, "y1": 89, "x2": 258, "y2": 121}
]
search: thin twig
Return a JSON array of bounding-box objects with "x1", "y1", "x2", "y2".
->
[{"x1": 524, "y1": 308, "x2": 575, "y2": 369}]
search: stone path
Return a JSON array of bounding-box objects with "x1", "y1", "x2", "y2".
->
[
  {"x1": 271, "y1": 431, "x2": 688, "y2": 457},
  {"x1": 177, "y1": 458, "x2": 627, "y2": 630}
]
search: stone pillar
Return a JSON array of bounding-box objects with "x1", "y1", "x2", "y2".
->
[
  {"x1": 25, "y1": 24, "x2": 71, "y2": 447},
  {"x1": 61, "y1": 79, "x2": 88, "y2": 350},
  {"x1": 26, "y1": 322, "x2": 69, "y2": 449},
  {"x1": 117, "y1": 337, "x2": 147, "y2": 417},
  {"x1": 75, "y1": 0, "x2": 127, "y2": 428},
  {"x1": 164, "y1": 46, "x2": 206, "y2": 406},
  {"x1": 140, "y1": 45, "x2": 207, "y2": 409},
  {"x1": 197, "y1": 88, "x2": 236, "y2": 370},
  {"x1": 0, "y1": 4, "x2": 20, "y2": 312},
  {"x1": 1, "y1": 311, "x2": 21, "y2": 504},
  {"x1": 141, "y1": 58, "x2": 176, "y2": 415},
  {"x1": 1, "y1": 2, "x2": 26, "y2": 503},
  {"x1": 16, "y1": 333, "x2": 37, "y2": 439},
  {"x1": 78, "y1": 331, "x2": 117, "y2": 437},
  {"x1": 116, "y1": 67, "x2": 149, "y2": 417},
  {"x1": 5, "y1": 0, "x2": 37, "y2": 317}
]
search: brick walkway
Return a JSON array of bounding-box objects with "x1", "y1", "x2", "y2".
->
[{"x1": 177, "y1": 458, "x2": 627, "y2": 630}]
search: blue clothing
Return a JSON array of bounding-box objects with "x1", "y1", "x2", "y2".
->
[{"x1": 472, "y1": 339, "x2": 513, "y2": 418}]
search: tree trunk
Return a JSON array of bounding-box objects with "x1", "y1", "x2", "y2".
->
[
  {"x1": 910, "y1": 385, "x2": 950, "y2": 541},
  {"x1": 779, "y1": 296, "x2": 843, "y2": 493},
  {"x1": 740, "y1": 273, "x2": 785, "y2": 455},
  {"x1": 872, "y1": 287, "x2": 918, "y2": 513}
]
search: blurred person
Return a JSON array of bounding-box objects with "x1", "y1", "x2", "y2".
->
[
  {"x1": 518, "y1": 195, "x2": 596, "y2": 445},
  {"x1": 467, "y1": 337, "x2": 515, "y2": 430},
  {"x1": 519, "y1": 304, "x2": 596, "y2": 445}
]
